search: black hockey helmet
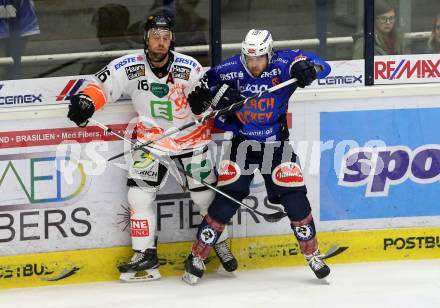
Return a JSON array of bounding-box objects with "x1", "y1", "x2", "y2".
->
[{"x1": 143, "y1": 14, "x2": 174, "y2": 41}]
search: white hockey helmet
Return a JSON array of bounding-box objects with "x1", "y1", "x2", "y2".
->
[{"x1": 241, "y1": 29, "x2": 273, "y2": 61}]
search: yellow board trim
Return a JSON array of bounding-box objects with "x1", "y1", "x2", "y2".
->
[{"x1": 1, "y1": 227, "x2": 440, "y2": 289}]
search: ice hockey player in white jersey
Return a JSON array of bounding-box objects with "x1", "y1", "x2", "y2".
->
[{"x1": 67, "y1": 14, "x2": 238, "y2": 282}]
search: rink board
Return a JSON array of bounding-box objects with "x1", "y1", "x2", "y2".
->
[{"x1": 1, "y1": 227, "x2": 440, "y2": 289}]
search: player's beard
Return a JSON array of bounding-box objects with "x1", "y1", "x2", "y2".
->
[{"x1": 148, "y1": 50, "x2": 168, "y2": 63}]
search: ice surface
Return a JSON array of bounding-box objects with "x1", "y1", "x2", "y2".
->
[{"x1": 1, "y1": 259, "x2": 439, "y2": 308}]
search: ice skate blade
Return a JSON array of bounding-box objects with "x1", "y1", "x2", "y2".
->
[
  {"x1": 119, "y1": 269, "x2": 161, "y2": 282},
  {"x1": 216, "y1": 266, "x2": 236, "y2": 277},
  {"x1": 182, "y1": 271, "x2": 201, "y2": 285}
]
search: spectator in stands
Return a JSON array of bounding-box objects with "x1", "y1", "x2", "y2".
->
[
  {"x1": 0, "y1": 0, "x2": 40, "y2": 80},
  {"x1": 427, "y1": 13, "x2": 440, "y2": 53},
  {"x1": 353, "y1": 0, "x2": 404, "y2": 59}
]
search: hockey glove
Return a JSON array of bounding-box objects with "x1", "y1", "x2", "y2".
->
[
  {"x1": 289, "y1": 59, "x2": 317, "y2": 88},
  {"x1": 210, "y1": 84, "x2": 243, "y2": 112},
  {"x1": 188, "y1": 83, "x2": 243, "y2": 116},
  {"x1": 188, "y1": 84, "x2": 213, "y2": 115},
  {"x1": 67, "y1": 94, "x2": 95, "y2": 127}
]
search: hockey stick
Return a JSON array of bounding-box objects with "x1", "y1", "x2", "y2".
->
[
  {"x1": 107, "y1": 76, "x2": 299, "y2": 162},
  {"x1": 88, "y1": 118, "x2": 287, "y2": 223}
]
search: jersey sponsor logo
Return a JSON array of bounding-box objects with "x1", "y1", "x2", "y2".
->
[
  {"x1": 125, "y1": 64, "x2": 145, "y2": 80},
  {"x1": 200, "y1": 226, "x2": 217, "y2": 245},
  {"x1": 375, "y1": 59, "x2": 440, "y2": 80},
  {"x1": 130, "y1": 219, "x2": 149, "y2": 237},
  {"x1": 272, "y1": 57, "x2": 288, "y2": 64},
  {"x1": 150, "y1": 100, "x2": 173, "y2": 121},
  {"x1": 95, "y1": 67, "x2": 111, "y2": 83},
  {"x1": 132, "y1": 152, "x2": 159, "y2": 181},
  {"x1": 239, "y1": 83, "x2": 269, "y2": 94},
  {"x1": 260, "y1": 68, "x2": 281, "y2": 78},
  {"x1": 217, "y1": 161, "x2": 240, "y2": 186},
  {"x1": 338, "y1": 145, "x2": 440, "y2": 197},
  {"x1": 219, "y1": 71, "x2": 244, "y2": 81},
  {"x1": 317, "y1": 75, "x2": 363, "y2": 85},
  {"x1": 150, "y1": 83, "x2": 169, "y2": 98},
  {"x1": 185, "y1": 159, "x2": 212, "y2": 182},
  {"x1": 56, "y1": 79, "x2": 85, "y2": 101},
  {"x1": 239, "y1": 127, "x2": 274, "y2": 138},
  {"x1": 272, "y1": 162, "x2": 304, "y2": 187},
  {"x1": 217, "y1": 61, "x2": 237, "y2": 69},
  {"x1": 174, "y1": 57, "x2": 198, "y2": 68},
  {"x1": 293, "y1": 224, "x2": 314, "y2": 241},
  {"x1": 172, "y1": 65, "x2": 190, "y2": 81},
  {"x1": 114, "y1": 57, "x2": 137, "y2": 70}
]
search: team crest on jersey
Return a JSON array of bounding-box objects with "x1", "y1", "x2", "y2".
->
[
  {"x1": 125, "y1": 64, "x2": 145, "y2": 80},
  {"x1": 169, "y1": 84, "x2": 190, "y2": 119},
  {"x1": 272, "y1": 162, "x2": 304, "y2": 187},
  {"x1": 172, "y1": 65, "x2": 191, "y2": 81},
  {"x1": 217, "y1": 161, "x2": 240, "y2": 186}
]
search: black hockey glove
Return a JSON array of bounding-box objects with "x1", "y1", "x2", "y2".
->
[
  {"x1": 289, "y1": 59, "x2": 317, "y2": 88},
  {"x1": 67, "y1": 94, "x2": 95, "y2": 127},
  {"x1": 188, "y1": 83, "x2": 243, "y2": 115},
  {"x1": 210, "y1": 84, "x2": 243, "y2": 112},
  {"x1": 188, "y1": 84, "x2": 213, "y2": 115}
]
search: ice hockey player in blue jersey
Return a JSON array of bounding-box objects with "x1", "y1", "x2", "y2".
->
[{"x1": 182, "y1": 29, "x2": 331, "y2": 285}]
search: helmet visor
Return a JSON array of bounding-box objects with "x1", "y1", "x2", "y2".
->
[{"x1": 147, "y1": 28, "x2": 173, "y2": 42}]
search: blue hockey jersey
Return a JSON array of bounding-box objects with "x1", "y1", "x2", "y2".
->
[
  {"x1": 206, "y1": 49, "x2": 330, "y2": 142},
  {"x1": 0, "y1": 0, "x2": 40, "y2": 39}
]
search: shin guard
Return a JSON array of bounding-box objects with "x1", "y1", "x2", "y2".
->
[
  {"x1": 291, "y1": 213, "x2": 318, "y2": 256},
  {"x1": 191, "y1": 214, "x2": 225, "y2": 260}
]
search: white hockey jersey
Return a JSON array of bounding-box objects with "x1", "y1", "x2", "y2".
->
[{"x1": 83, "y1": 50, "x2": 212, "y2": 154}]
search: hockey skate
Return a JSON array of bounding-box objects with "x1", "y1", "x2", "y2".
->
[
  {"x1": 118, "y1": 249, "x2": 161, "y2": 282},
  {"x1": 214, "y1": 240, "x2": 238, "y2": 272},
  {"x1": 306, "y1": 250, "x2": 330, "y2": 279},
  {"x1": 182, "y1": 254, "x2": 205, "y2": 285}
]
